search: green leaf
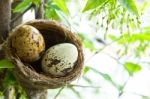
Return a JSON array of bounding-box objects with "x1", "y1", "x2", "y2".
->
[
  {"x1": 82, "y1": 0, "x2": 108, "y2": 12},
  {"x1": 3, "y1": 70, "x2": 16, "y2": 87},
  {"x1": 45, "y1": 7, "x2": 59, "y2": 20},
  {"x1": 119, "y1": 0, "x2": 139, "y2": 16},
  {"x1": 124, "y1": 62, "x2": 142, "y2": 76},
  {"x1": 84, "y1": 66, "x2": 90, "y2": 74},
  {"x1": 32, "y1": 0, "x2": 40, "y2": 6},
  {"x1": 0, "y1": 91, "x2": 3, "y2": 96},
  {"x1": 53, "y1": 0, "x2": 69, "y2": 15},
  {"x1": 13, "y1": 0, "x2": 31, "y2": 13},
  {"x1": 0, "y1": 59, "x2": 14, "y2": 69}
]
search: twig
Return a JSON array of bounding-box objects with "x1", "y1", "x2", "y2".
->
[
  {"x1": 85, "y1": 38, "x2": 121, "y2": 63},
  {"x1": 67, "y1": 84, "x2": 101, "y2": 88},
  {"x1": 35, "y1": 0, "x2": 44, "y2": 19},
  {"x1": 131, "y1": 92, "x2": 150, "y2": 99},
  {"x1": 117, "y1": 77, "x2": 131, "y2": 99},
  {"x1": 69, "y1": 87, "x2": 82, "y2": 99},
  {"x1": 11, "y1": 4, "x2": 33, "y2": 25},
  {"x1": 86, "y1": 66, "x2": 119, "y2": 89},
  {"x1": 53, "y1": 87, "x2": 65, "y2": 99},
  {"x1": 102, "y1": 52, "x2": 123, "y2": 65}
]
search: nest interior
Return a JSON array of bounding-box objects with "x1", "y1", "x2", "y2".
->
[{"x1": 6, "y1": 20, "x2": 84, "y2": 89}]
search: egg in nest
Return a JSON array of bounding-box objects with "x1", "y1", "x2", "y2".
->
[
  {"x1": 10, "y1": 25, "x2": 45, "y2": 62},
  {"x1": 41, "y1": 43, "x2": 78, "y2": 77}
]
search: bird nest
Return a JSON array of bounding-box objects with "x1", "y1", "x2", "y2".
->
[{"x1": 4, "y1": 20, "x2": 84, "y2": 90}]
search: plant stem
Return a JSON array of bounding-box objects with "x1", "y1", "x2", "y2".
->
[{"x1": 35, "y1": 0, "x2": 44, "y2": 19}]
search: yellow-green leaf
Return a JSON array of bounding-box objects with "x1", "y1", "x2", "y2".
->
[
  {"x1": 0, "y1": 59, "x2": 14, "y2": 69},
  {"x1": 124, "y1": 62, "x2": 142, "y2": 76},
  {"x1": 53, "y1": 0, "x2": 69, "y2": 15},
  {"x1": 119, "y1": 0, "x2": 139, "y2": 16},
  {"x1": 84, "y1": 66, "x2": 90, "y2": 74},
  {"x1": 82, "y1": 0, "x2": 108, "y2": 12},
  {"x1": 13, "y1": 0, "x2": 31, "y2": 13}
]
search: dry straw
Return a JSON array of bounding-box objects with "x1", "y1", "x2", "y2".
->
[{"x1": 4, "y1": 20, "x2": 84, "y2": 90}]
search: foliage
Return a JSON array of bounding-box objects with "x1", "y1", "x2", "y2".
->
[
  {"x1": 0, "y1": 59, "x2": 14, "y2": 69},
  {"x1": 123, "y1": 62, "x2": 142, "y2": 76}
]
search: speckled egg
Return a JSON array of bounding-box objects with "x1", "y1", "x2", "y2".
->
[
  {"x1": 41, "y1": 43, "x2": 78, "y2": 77},
  {"x1": 10, "y1": 25, "x2": 45, "y2": 62}
]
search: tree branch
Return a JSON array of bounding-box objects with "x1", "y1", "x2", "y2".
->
[{"x1": 0, "y1": 0, "x2": 11, "y2": 43}]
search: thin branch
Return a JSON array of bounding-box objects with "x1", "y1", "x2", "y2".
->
[
  {"x1": 131, "y1": 92, "x2": 150, "y2": 99},
  {"x1": 35, "y1": 0, "x2": 44, "y2": 19},
  {"x1": 53, "y1": 87, "x2": 65, "y2": 99},
  {"x1": 85, "y1": 38, "x2": 121, "y2": 63},
  {"x1": 117, "y1": 77, "x2": 131, "y2": 99},
  {"x1": 102, "y1": 52, "x2": 123, "y2": 65},
  {"x1": 11, "y1": 4, "x2": 33, "y2": 25},
  {"x1": 69, "y1": 87, "x2": 82, "y2": 99}
]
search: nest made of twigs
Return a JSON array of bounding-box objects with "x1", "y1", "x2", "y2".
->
[{"x1": 4, "y1": 20, "x2": 84, "y2": 90}]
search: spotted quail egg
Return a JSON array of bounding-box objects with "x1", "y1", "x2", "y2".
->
[
  {"x1": 10, "y1": 25, "x2": 45, "y2": 62},
  {"x1": 41, "y1": 43, "x2": 78, "y2": 76}
]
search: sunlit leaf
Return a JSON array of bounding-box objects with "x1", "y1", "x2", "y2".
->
[
  {"x1": 119, "y1": 0, "x2": 139, "y2": 16},
  {"x1": 124, "y1": 62, "x2": 142, "y2": 76},
  {"x1": 53, "y1": 0, "x2": 69, "y2": 15},
  {"x1": 13, "y1": 0, "x2": 31, "y2": 13},
  {"x1": 82, "y1": 0, "x2": 109, "y2": 12},
  {"x1": 32, "y1": 0, "x2": 40, "y2": 6},
  {"x1": 84, "y1": 66, "x2": 90, "y2": 74},
  {"x1": 45, "y1": 7, "x2": 59, "y2": 20},
  {"x1": 0, "y1": 59, "x2": 14, "y2": 69},
  {"x1": 116, "y1": 33, "x2": 150, "y2": 44}
]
